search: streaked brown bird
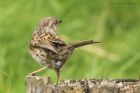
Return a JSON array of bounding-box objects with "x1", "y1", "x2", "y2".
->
[{"x1": 28, "y1": 17, "x2": 100, "y2": 84}]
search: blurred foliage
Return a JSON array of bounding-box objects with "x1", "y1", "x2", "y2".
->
[{"x1": 0, "y1": 0, "x2": 140, "y2": 93}]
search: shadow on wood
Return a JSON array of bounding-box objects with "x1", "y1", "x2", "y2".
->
[{"x1": 26, "y1": 76, "x2": 140, "y2": 93}]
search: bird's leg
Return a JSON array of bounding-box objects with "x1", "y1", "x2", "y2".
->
[
  {"x1": 30, "y1": 67, "x2": 47, "y2": 76},
  {"x1": 55, "y1": 69, "x2": 60, "y2": 85}
]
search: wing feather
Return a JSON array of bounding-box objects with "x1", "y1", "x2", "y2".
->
[
  {"x1": 36, "y1": 40, "x2": 58, "y2": 53},
  {"x1": 33, "y1": 32, "x2": 65, "y2": 53}
]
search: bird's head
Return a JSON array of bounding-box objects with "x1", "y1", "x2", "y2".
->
[{"x1": 36, "y1": 17, "x2": 62, "y2": 33}]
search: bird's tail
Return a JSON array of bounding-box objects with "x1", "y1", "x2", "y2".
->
[{"x1": 68, "y1": 40, "x2": 100, "y2": 48}]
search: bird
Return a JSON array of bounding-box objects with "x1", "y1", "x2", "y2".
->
[{"x1": 28, "y1": 17, "x2": 100, "y2": 84}]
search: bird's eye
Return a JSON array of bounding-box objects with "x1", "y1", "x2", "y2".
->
[{"x1": 52, "y1": 20, "x2": 57, "y2": 25}]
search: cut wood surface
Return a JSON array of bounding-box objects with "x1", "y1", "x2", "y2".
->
[{"x1": 26, "y1": 76, "x2": 140, "y2": 93}]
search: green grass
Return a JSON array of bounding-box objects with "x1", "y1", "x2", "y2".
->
[{"x1": 0, "y1": 0, "x2": 140, "y2": 93}]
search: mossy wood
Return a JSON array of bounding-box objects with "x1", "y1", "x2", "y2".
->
[{"x1": 26, "y1": 76, "x2": 140, "y2": 93}]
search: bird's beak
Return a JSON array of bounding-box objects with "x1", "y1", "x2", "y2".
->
[{"x1": 58, "y1": 20, "x2": 62, "y2": 24}]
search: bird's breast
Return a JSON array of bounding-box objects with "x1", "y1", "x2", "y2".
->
[{"x1": 29, "y1": 47, "x2": 48, "y2": 65}]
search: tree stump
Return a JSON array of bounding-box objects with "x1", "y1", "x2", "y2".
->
[{"x1": 26, "y1": 76, "x2": 140, "y2": 93}]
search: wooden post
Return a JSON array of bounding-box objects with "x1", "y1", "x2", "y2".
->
[{"x1": 26, "y1": 76, "x2": 140, "y2": 93}]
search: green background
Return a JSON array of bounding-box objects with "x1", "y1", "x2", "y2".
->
[{"x1": 0, "y1": 0, "x2": 140, "y2": 93}]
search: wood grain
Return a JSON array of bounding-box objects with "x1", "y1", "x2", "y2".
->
[{"x1": 26, "y1": 76, "x2": 140, "y2": 93}]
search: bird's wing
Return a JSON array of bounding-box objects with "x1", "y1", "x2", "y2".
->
[
  {"x1": 36, "y1": 40, "x2": 58, "y2": 53},
  {"x1": 33, "y1": 32, "x2": 65, "y2": 53},
  {"x1": 49, "y1": 33, "x2": 66, "y2": 45},
  {"x1": 32, "y1": 32, "x2": 58, "y2": 53},
  {"x1": 51, "y1": 38, "x2": 66, "y2": 45}
]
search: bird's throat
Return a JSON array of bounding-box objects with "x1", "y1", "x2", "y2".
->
[{"x1": 45, "y1": 29, "x2": 56, "y2": 34}]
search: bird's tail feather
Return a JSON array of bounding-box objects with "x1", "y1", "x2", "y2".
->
[{"x1": 68, "y1": 40, "x2": 100, "y2": 48}]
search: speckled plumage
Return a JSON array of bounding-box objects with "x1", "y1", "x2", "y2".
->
[{"x1": 28, "y1": 17, "x2": 100, "y2": 84}]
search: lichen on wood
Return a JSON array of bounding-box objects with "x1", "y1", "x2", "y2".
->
[{"x1": 26, "y1": 76, "x2": 140, "y2": 93}]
